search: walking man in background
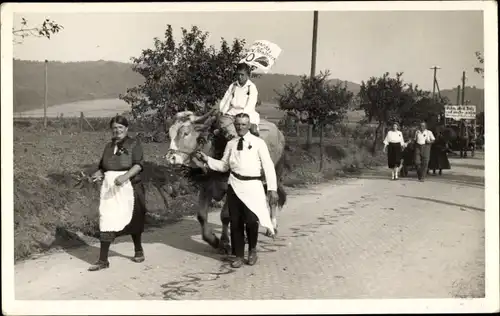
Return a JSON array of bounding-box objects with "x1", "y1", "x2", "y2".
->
[
  {"x1": 414, "y1": 121, "x2": 435, "y2": 182},
  {"x1": 196, "y1": 113, "x2": 279, "y2": 268}
]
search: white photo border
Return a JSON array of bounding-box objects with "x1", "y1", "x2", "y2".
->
[{"x1": 1, "y1": 1, "x2": 498, "y2": 314}]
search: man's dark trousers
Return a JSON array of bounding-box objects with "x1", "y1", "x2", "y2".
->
[
  {"x1": 227, "y1": 185, "x2": 259, "y2": 258},
  {"x1": 414, "y1": 143, "x2": 431, "y2": 180}
]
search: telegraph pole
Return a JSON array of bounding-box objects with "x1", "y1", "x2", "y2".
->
[
  {"x1": 308, "y1": 10, "x2": 318, "y2": 151},
  {"x1": 430, "y1": 66, "x2": 441, "y2": 101},
  {"x1": 310, "y1": 11, "x2": 318, "y2": 78},
  {"x1": 430, "y1": 66, "x2": 442, "y2": 126},
  {"x1": 44, "y1": 59, "x2": 48, "y2": 128},
  {"x1": 461, "y1": 71, "x2": 466, "y2": 105}
]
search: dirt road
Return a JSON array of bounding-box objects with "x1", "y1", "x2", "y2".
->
[{"x1": 14, "y1": 154, "x2": 485, "y2": 300}]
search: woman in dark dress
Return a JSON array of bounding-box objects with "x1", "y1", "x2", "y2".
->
[
  {"x1": 428, "y1": 130, "x2": 451, "y2": 175},
  {"x1": 383, "y1": 122, "x2": 406, "y2": 180},
  {"x1": 89, "y1": 115, "x2": 147, "y2": 272}
]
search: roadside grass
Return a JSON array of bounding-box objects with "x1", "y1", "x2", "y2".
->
[{"x1": 13, "y1": 121, "x2": 384, "y2": 262}]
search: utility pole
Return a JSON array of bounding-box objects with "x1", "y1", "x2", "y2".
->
[
  {"x1": 310, "y1": 11, "x2": 318, "y2": 78},
  {"x1": 44, "y1": 59, "x2": 48, "y2": 128},
  {"x1": 461, "y1": 71, "x2": 466, "y2": 105},
  {"x1": 430, "y1": 66, "x2": 441, "y2": 126},
  {"x1": 430, "y1": 66, "x2": 441, "y2": 101},
  {"x1": 308, "y1": 10, "x2": 318, "y2": 151}
]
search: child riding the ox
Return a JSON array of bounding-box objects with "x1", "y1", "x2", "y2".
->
[
  {"x1": 216, "y1": 40, "x2": 282, "y2": 141},
  {"x1": 217, "y1": 62, "x2": 261, "y2": 139}
]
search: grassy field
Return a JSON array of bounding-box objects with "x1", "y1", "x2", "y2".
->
[{"x1": 13, "y1": 114, "x2": 384, "y2": 262}]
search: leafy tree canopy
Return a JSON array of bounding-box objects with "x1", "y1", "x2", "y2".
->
[
  {"x1": 13, "y1": 18, "x2": 63, "y2": 44},
  {"x1": 120, "y1": 25, "x2": 247, "y2": 121},
  {"x1": 276, "y1": 70, "x2": 353, "y2": 126}
]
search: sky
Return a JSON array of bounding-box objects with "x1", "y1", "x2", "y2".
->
[{"x1": 13, "y1": 10, "x2": 484, "y2": 91}]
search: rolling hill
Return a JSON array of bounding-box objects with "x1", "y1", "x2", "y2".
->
[
  {"x1": 440, "y1": 86, "x2": 485, "y2": 113},
  {"x1": 13, "y1": 60, "x2": 144, "y2": 113},
  {"x1": 13, "y1": 59, "x2": 484, "y2": 116},
  {"x1": 13, "y1": 59, "x2": 361, "y2": 113}
]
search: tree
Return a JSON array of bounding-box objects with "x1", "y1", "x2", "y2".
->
[
  {"x1": 12, "y1": 18, "x2": 63, "y2": 44},
  {"x1": 474, "y1": 51, "x2": 484, "y2": 78},
  {"x1": 358, "y1": 72, "x2": 415, "y2": 153},
  {"x1": 120, "y1": 25, "x2": 246, "y2": 127},
  {"x1": 398, "y1": 87, "x2": 449, "y2": 130},
  {"x1": 277, "y1": 70, "x2": 353, "y2": 169}
]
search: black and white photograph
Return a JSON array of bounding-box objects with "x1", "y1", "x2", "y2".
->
[{"x1": 1, "y1": 1, "x2": 498, "y2": 314}]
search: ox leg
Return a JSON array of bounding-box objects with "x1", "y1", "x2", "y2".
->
[
  {"x1": 196, "y1": 189, "x2": 220, "y2": 249},
  {"x1": 219, "y1": 200, "x2": 232, "y2": 255}
]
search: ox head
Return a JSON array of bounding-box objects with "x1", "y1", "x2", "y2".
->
[{"x1": 164, "y1": 111, "x2": 214, "y2": 167}]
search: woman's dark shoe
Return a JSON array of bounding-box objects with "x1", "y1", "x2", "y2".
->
[
  {"x1": 88, "y1": 260, "x2": 110, "y2": 272},
  {"x1": 132, "y1": 251, "x2": 145, "y2": 263},
  {"x1": 247, "y1": 250, "x2": 258, "y2": 266},
  {"x1": 231, "y1": 257, "x2": 245, "y2": 269}
]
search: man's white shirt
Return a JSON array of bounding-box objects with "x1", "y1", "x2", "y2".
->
[
  {"x1": 414, "y1": 129, "x2": 435, "y2": 145},
  {"x1": 206, "y1": 132, "x2": 277, "y2": 191}
]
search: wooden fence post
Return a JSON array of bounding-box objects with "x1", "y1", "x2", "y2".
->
[
  {"x1": 319, "y1": 122, "x2": 324, "y2": 171},
  {"x1": 80, "y1": 112, "x2": 84, "y2": 133}
]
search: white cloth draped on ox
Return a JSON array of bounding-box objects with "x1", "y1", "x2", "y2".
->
[
  {"x1": 99, "y1": 171, "x2": 135, "y2": 232},
  {"x1": 206, "y1": 132, "x2": 276, "y2": 234}
]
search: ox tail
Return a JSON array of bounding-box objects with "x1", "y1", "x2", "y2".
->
[
  {"x1": 273, "y1": 155, "x2": 288, "y2": 209},
  {"x1": 277, "y1": 184, "x2": 287, "y2": 208}
]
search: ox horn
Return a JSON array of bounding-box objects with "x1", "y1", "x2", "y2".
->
[{"x1": 174, "y1": 111, "x2": 202, "y2": 123}]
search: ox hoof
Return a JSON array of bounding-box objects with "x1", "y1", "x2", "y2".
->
[
  {"x1": 219, "y1": 241, "x2": 231, "y2": 255},
  {"x1": 265, "y1": 228, "x2": 277, "y2": 238}
]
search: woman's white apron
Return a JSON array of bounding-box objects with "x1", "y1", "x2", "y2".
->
[
  {"x1": 229, "y1": 174, "x2": 274, "y2": 235},
  {"x1": 99, "y1": 171, "x2": 135, "y2": 232}
]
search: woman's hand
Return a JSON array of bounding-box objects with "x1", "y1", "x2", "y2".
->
[
  {"x1": 382, "y1": 146, "x2": 387, "y2": 153},
  {"x1": 114, "y1": 174, "x2": 129, "y2": 186},
  {"x1": 91, "y1": 170, "x2": 104, "y2": 182}
]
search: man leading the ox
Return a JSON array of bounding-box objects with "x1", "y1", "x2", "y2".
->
[
  {"x1": 218, "y1": 63, "x2": 260, "y2": 138},
  {"x1": 196, "y1": 113, "x2": 279, "y2": 268},
  {"x1": 414, "y1": 121, "x2": 435, "y2": 182}
]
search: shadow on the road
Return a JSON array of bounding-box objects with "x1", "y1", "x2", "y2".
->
[
  {"x1": 57, "y1": 217, "x2": 226, "y2": 266},
  {"x1": 47, "y1": 228, "x2": 133, "y2": 266},
  {"x1": 397, "y1": 195, "x2": 485, "y2": 212},
  {"x1": 450, "y1": 162, "x2": 485, "y2": 170},
  {"x1": 354, "y1": 168, "x2": 484, "y2": 189},
  {"x1": 137, "y1": 217, "x2": 224, "y2": 261}
]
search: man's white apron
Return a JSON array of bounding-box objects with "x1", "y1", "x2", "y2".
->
[
  {"x1": 229, "y1": 174, "x2": 274, "y2": 235},
  {"x1": 99, "y1": 171, "x2": 135, "y2": 232}
]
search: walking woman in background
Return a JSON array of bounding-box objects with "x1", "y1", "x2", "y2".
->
[
  {"x1": 89, "y1": 115, "x2": 147, "y2": 271},
  {"x1": 428, "y1": 129, "x2": 451, "y2": 175},
  {"x1": 383, "y1": 122, "x2": 406, "y2": 180}
]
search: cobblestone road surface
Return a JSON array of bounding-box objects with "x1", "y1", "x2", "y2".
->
[{"x1": 14, "y1": 154, "x2": 485, "y2": 300}]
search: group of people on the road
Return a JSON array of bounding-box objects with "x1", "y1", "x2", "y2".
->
[
  {"x1": 383, "y1": 121, "x2": 452, "y2": 182},
  {"x1": 89, "y1": 62, "x2": 276, "y2": 271},
  {"x1": 87, "y1": 60, "x2": 462, "y2": 273}
]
